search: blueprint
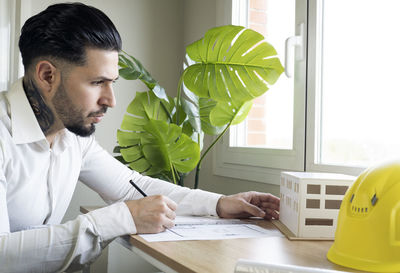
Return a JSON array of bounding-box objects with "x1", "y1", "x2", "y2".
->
[{"x1": 139, "y1": 216, "x2": 284, "y2": 242}]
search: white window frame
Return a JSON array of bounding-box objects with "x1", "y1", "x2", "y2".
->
[
  {"x1": 0, "y1": 0, "x2": 25, "y2": 90},
  {"x1": 214, "y1": 0, "x2": 364, "y2": 186}
]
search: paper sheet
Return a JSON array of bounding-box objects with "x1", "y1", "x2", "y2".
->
[
  {"x1": 174, "y1": 215, "x2": 243, "y2": 225},
  {"x1": 139, "y1": 216, "x2": 283, "y2": 242}
]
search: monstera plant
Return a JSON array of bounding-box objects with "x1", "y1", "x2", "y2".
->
[{"x1": 114, "y1": 25, "x2": 284, "y2": 188}]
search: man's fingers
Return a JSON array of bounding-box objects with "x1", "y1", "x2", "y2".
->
[
  {"x1": 165, "y1": 209, "x2": 176, "y2": 221},
  {"x1": 257, "y1": 193, "x2": 280, "y2": 205},
  {"x1": 162, "y1": 217, "x2": 175, "y2": 229},
  {"x1": 243, "y1": 202, "x2": 266, "y2": 218},
  {"x1": 165, "y1": 197, "x2": 178, "y2": 211},
  {"x1": 263, "y1": 207, "x2": 279, "y2": 220},
  {"x1": 261, "y1": 201, "x2": 280, "y2": 211}
]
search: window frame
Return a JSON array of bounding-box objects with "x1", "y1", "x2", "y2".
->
[
  {"x1": 214, "y1": 0, "x2": 365, "y2": 185},
  {"x1": 0, "y1": 0, "x2": 24, "y2": 90}
]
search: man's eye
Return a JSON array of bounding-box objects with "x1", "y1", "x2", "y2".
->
[{"x1": 92, "y1": 81, "x2": 103, "y2": 85}]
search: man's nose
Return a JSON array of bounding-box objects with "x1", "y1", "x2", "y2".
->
[{"x1": 99, "y1": 84, "x2": 116, "y2": 108}]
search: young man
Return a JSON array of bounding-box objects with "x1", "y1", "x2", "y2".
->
[{"x1": 0, "y1": 3, "x2": 280, "y2": 272}]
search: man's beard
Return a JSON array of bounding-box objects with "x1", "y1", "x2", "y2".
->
[{"x1": 52, "y1": 82, "x2": 107, "y2": 137}]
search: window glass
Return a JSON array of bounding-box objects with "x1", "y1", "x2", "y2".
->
[
  {"x1": 318, "y1": 0, "x2": 400, "y2": 166},
  {"x1": 230, "y1": 0, "x2": 295, "y2": 149}
]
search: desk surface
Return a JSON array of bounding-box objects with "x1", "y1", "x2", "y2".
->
[{"x1": 81, "y1": 206, "x2": 359, "y2": 273}]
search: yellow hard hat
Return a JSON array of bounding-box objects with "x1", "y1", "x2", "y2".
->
[{"x1": 327, "y1": 161, "x2": 400, "y2": 272}]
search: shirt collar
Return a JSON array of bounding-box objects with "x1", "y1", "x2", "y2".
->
[{"x1": 6, "y1": 78, "x2": 46, "y2": 144}]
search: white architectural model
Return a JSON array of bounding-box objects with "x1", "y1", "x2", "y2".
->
[{"x1": 279, "y1": 172, "x2": 356, "y2": 239}]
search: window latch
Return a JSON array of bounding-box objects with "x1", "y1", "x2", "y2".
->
[{"x1": 285, "y1": 23, "x2": 305, "y2": 78}]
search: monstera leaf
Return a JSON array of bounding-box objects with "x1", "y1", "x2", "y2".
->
[
  {"x1": 119, "y1": 51, "x2": 168, "y2": 101},
  {"x1": 119, "y1": 119, "x2": 199, "y2": 180},
  {"x1": 182, "y1": 25, "x2": 283, "y2": 130},
  {"x1": 210, "y1": 100, "x2": 253, "y2": 126},
  {"x1": 116, "y1": 91, "x2": 198, "y2": 182},
  {"x1": 141, "y1": 120, "x2": 200, "y2": 174},
  {"x1": 181, "y1": 84, "x2": 225, "y2": 135},
  {"x1": 117, "y1": 91, "x2": 173, "y2": 144},
  {"x1": 184, "y1": 25, "x2": 283, "y2": 102}
]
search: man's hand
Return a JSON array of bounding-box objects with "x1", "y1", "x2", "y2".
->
[
  {"x1": 216, "y1": 191, "x2": 279, "y2": 220},
  {"x1": 125, "y1": 195, "x2": 177, "y2": 234}
]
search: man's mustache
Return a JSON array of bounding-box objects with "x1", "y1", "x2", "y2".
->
[{"x1": 88, "y1": 106, "x2": 107, "y2": 117}]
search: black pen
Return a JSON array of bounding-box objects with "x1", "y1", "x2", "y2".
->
[{"x1": 129, "y1": 180, "x2": 147, "y2": 197}]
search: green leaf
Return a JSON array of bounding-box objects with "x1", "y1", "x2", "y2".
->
[
  {"x1": 119, "y1": 52, "x2": 169, "y2": 101},
  {"x1": 182, "y1": 120, "x2": 204, "y2": 151},
  {"x1": 145, "y1": 166, "x2": 165, "y2": 176},
  {"x1": 199, "y1": 98, "x2": 226, "y2": 134},
  {"x1": 181, "y1": 87, "x2": 225, "y2": 135},
  {"x1": 183, "y1": 25, "x2": 284, "y2": 103},
  {"x1": 210, "y1": 100, "x2": 253, "y2": 126},
  {"x1": 114, "y1": 155, "x2": 129, "y2": 165},
  {"x1": 182, "y1": 120, "x2": 195, "y2": 137},
  {"x1": 113, "y1": 146, "x2": 122, "y2": 154},
  {"x1": 142, "y1": 120, "x2": 200, "y2": 173},
  {"x1": 119, "y1": 53, "x2": 156, "y2": 88},
  {"x1": 129, "y1": 158, "x2": 151, "y2": 173},
  {"x1": 171, "y1": 97, "x2": 187, "y2": 126},
  {"x1": 153, "y1": 84, "x2": 169, "y2": 102},
  {"x1": 117, "y1": 130, "x2": 140, "y2": 147},
  {"x1": 142, "y1": 144, "x2": 170, "y2": 170},
  {"x1": 120, "y1": 145, "x2": 143, "y2": 162},
  {"x1": 119, "y1": 67, "x2": 141, "y2": 80},
  {"x1": 120, "y1": 91, "x2": 171, "y2": 132},
  {"x1": 181, "y1": 97, "x2": 201, "y2": 132}
]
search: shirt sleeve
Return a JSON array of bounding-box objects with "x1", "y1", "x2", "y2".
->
[
  {"x1": 0, "y1": 202, "x2": 136, "y2": 273},
  {"x1": 1, "y1": 135, "x2": 135, "y2": 272},
  {"x1": 79, "y1": 136, "x2": 223, "y2": 216}
]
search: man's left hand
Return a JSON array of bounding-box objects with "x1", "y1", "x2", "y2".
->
[{"x1": 216, "y1": 191, "x2": 280, "y2": 220}]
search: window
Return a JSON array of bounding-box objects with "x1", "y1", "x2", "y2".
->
[
  {"x1": 230, "y1": 0, "x2": 295, "y2": 150},
  {"x1": 215, "y1": 0, "x2": 307, "y2": 183},
  {"x1": 215, "y1": 0, "x2": 399, "y2": 184},
  {"x1": 0, "y1": 0, "x2": 12, "y2": 90},
  {"x1": 0, "y1": 0, "x2": 22, "y2": 90},
  {"x1": 315, "y1": 0, "x2": 400, "y2": 167}
]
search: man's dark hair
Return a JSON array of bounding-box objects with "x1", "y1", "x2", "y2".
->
[{"x1": 19, "y1": 2, "x2": 122, "y2": 69}]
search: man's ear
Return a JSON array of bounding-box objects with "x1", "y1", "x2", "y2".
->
[{"x1": 34, "y1": 60, "x2": 59, "y2": 95}]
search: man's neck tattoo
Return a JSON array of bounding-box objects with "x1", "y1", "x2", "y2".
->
[{"x1": 23, "y1": 79, "x2": 55, "y2": 135}]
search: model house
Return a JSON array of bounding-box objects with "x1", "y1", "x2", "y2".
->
[{"x1": 280, "y1": 172, "x2": 356, "y2": 239}]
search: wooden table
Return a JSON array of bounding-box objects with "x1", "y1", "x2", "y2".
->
[{"x1": 81, "y1": 206, "x2": 360, "y2": 273}]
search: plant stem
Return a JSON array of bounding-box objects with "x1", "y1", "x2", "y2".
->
[
  {"x1": 160, "y1": 100, "x2": 173, "y2": 122},
  {"x1": 170, "y1": 163, "x2": 177, "y2": 184},
  {"x1": 194, "y1": 121, "x2": 232, "y2": 189},
  {"x1": 194, "y1": 163, "x2": 201, "y2": 189},
  {"x1": 175, "y1": 70, "x2": 187, "y2": 125},
  {"x1": 199, "y1": 122, "x2": 231, "y2": 167},
  {"x1": 174, "y1": 167, "x2": 181, "y2": 186},
  {"x1": 178, "y1": 173, "x2": 184, "y2": 187}
]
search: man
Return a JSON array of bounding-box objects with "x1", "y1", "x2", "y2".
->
[{"x1": 0, "y1": 2, "x2": 280, "y2": 272}]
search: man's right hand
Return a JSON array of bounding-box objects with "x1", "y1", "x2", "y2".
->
[{"x1": 125, "y1": 195, "x2": 177, "y2": 234}]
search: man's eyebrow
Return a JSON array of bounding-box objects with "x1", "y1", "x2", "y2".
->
[{"x1": 92, "y1": 76, "x2": 119, "y2": 82}]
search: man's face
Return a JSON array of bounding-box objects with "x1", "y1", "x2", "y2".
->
[{"x1": 52, "y1": 48, "x2": 119, "y2": 137}]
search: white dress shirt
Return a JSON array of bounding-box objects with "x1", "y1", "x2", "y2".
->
[{"x1": 0, "y1": 79, "x2": 222, "y2": 273}]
